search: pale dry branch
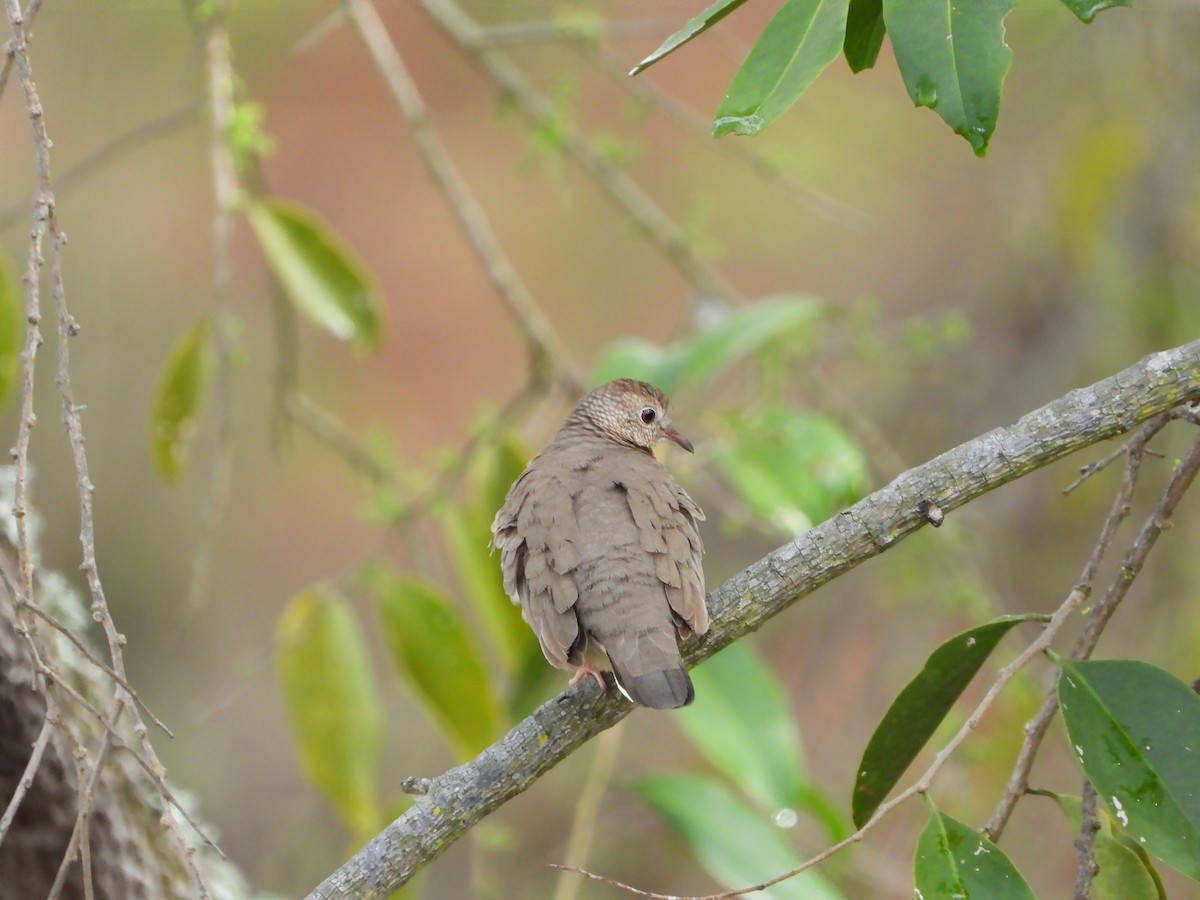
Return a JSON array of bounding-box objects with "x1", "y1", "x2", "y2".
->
[
  {"x1": 307, "y1": 340, "x2": 1200, "y2": 898},
  {"x1": 985, "y1": 422, "x2": 1200, "y2": 840},
  {"x1": 344, "y1": 0, "x2": 581, "y2": 389},
  {"x1": 420, "y1": 0, "x2": 743, "y2": 306}
]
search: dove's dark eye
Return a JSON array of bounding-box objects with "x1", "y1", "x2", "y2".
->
[{"x1": 640, "y1": 407, "x2": 657, "y2": 424}]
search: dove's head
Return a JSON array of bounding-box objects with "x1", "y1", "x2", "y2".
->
[{"x1": 568, "y1": 379, "x2": 694, "y2": 453}]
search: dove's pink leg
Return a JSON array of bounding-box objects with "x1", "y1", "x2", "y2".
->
[{"x1": 569, "y1": 666, "x2": 607, "y2": 691}]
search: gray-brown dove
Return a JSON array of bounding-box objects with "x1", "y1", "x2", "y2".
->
[{"x1": 491, "y1": 379, "x2": 708, "y2": 709}]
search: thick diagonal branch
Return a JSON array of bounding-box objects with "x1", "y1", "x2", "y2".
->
[{"x1": 307, "y1": 339, "x2": 1200, "y2": 899}]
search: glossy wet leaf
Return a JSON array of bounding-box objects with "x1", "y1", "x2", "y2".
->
[
  {"x1": 1059, "y1": 0, "x2": 1132, "y2": 24},
  {"x1": 0, "y1": 252, "x2": 23, "y2": 411},
  {"x1": 713, "y1": 0, "x2": 850, "y2": 137},
  {"x1": 373, "y1": 571, "x2": 500, "y2": 759},
  {"x1": 636, "y1": 775, "x2": 842, "y2": 900},
  {"x1": 150, "y1": 319, "x2": 215, "y2": 481},
  {"x1": 883, "y1": 0, "x2": 1015, "y2": 155},
  {"x1": 593, "y1": 296, "x2": 822, "y2": 396},
  {"x1": 629, "y1": 0, "x2": 752, "y2": 76},
  {"x1": 914, "y1": 803, "x2": 1035, "y2": 899},
  {"x1": 853, "y1": 614, "x2": 1048, "y2": 827},
  {"x1": 276, "y1": 587, "x2": 381, "y2": 838},
  {"x1": 713, "y1": 407, "x2": 867, "y2": 534},
  {"x1": 843, "y1": 0, "x2": 885, "y2": 72},
  {"x1": 1056, "y1": 657, "x2": 1200, "y2": 880},
  {"x1": 247, "y1": 197, "x2": 382, "y2": 350}
]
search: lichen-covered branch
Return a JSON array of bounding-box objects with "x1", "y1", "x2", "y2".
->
[{"x1": 307, "y1": 338, "x2": 1200, "y2": 899}]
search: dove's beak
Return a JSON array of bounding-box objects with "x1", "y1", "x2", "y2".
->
[{"x1": 662, "y1": 427, "x2": 694, "y2": 453}]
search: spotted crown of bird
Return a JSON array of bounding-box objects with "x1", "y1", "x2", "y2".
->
[
  {"x1": 564, "y1": 378, "x2": 695, "y2": 454},
  {"x1": 491, "y1": 378, "x2": 708, "y2": 710}
]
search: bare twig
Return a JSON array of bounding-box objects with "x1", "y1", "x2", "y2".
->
[
  {"x1": 585, "y1": 44, "x2": 868, "y2": 231},
  {"x1": 0, "y1": 102, "x2": 202, "y2": 233},
  {"x1": 2, "y1": 571, "x2": 173, "y2": 735},
  {"x1": 1072, "y1": 781, "x2": 1100, "y2": 900},
  {"x1": 344, "y1": 0, "x2": 581, "y2": 389},
  {"x1": 307, "y1": 340, "x2": 1200, "y2": 899},
  {"x1": 985, "y1": 422, "x2": 1200, "y2": 840},
  {"x1": 185, "y1": 10, "x2": 239, "y2": 622},
  {"x1": 420, "y1": 0, "x2": 743, "y2": 306},
  {"x1": 0, "y1": 0, "x2": 41, "y2": 102},
  {"x1": 0, "y1": 713, "x2": 55, "y2": 844}
]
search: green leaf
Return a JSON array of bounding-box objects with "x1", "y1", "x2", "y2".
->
[
  {"x1": 1056, "y1": 657, "x2": 1200, "y2": 880},
  {"x1": 372, "y1": 570, "x2": 501, "y2": 759},
  {"x1": 852, "y1": 614, "x2": 1049, "y2": 827},
  {"x1": 593, "y1": 296, "x2": 823, "y2": 396},
  {"x1": 1058, "y1": 0, "x2": 1132, "y2": 24},
  {"x1": 914, "y1": 802, "x2": 1036, "y2": 899},
  {"x1": 883, "y1": 0, "x2": 1015, "y2": 156},
  {"x1": 150, "y1": 319, "x2": 215, "y2": 481},
  {"x1": 1045, "y1": 792, "x2": 1167, "y2": 900},
  {"x1": 713, "y1": 407, "x2": 868, "y2": 534},
  {"x1": 713, "y1": 0, "x2": 851, "y2": 137},
  {"x1": 247, "y1": 197, "x2": 382, "y2": 350},
  {"x1": 628, "y1": 0, "x2": 752, "y2": 76},
  {"x1": 0, "y1": 252, "x2": 24, "y2": 411},
  {"x1": 679, "y1": 644, "x2": 807, "y2": 810},
  {"x1": 635, "y1": 775, "x2": 842, "y2": 900},
  {"x1": 843, "y1": 0, "x2": 886, "y2": 72},
  {"x1": 276, "y1": 587, "x2": 381, "y2": 838},
  {"x1": 454, "y1": 435, "x2": 541, "y2": 674},
  {"x1": 680, "y1": 644, "x2": 848, "y2": 843}
]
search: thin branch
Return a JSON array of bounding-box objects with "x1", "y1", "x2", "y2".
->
[
  {"x1": 3, "y1": 573, "x2": 174, "y2": 736},
  {"x1": 306, "y1": 340, "x2": 1200, "y2": 899},
  {"x1": 187, "y1": 9, "x2": 239, "y2": 621},
  {"x1": 1072, "y1": 781, "x2": 1100, "y2": 900},
  {"x1": 0, "y1": 712, "x2": 56, "y2": 844},
  {"x1": 0, "y1": 0, "x2": 41, "y2": 102},
  {"x1": 0, "y1": 102, "x2": 202, "y2": 233},
  {"x1": 586, "y1": 44, "x2": 868, "y2": 231},
  {"x1": 985, "y1": 425, "x2": 1200, "y2": 840},
  {"x1": 420, "y1": 0, "x2": 744, "y2": 306},
  {"x1": 343, "y1": 0, "x2": 581, "y2": 389}
]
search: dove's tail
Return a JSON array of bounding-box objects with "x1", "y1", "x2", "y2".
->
[{"x1": 604, "y1": 630, "x2": 694, "y2": 709}]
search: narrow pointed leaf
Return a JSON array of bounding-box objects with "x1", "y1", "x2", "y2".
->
[
  {"x1": 1058, "y1": 0, "x2": 1132, "y2": 24},
  {"x1": 844, "y1": 0, "x2": 885, "y2": 72},
  {"x1": 1056, "y1": 658, "x2": 1200, "y2": 880},
  {"x1": 151, "y1": 319, "x2": 215, "y2": 481},
  {"x1": 372, "y1": 571, "x2": 500, "y2": 759},
  {"x1": 276, "y1": 587, "x2": 381, "y2": 838},
  {"x1": 629, "y1": 0, "x2": 752, "y2": 76},
  {"x1": 0, "y1": 252, "x2": 24, "y2": 410},
  {"x1": 853, "y1": 614, "x2": 1048, "y2": 827},
  {"x1": 636, "y1": 775, "x2": 842, "y2": 900},
  {"x1": 247, "y1": 197, "x2": 382, "y2": 350},
  {"x1": 914, "y1": 803, "x2": 1035, "y2": 899},
  {"x1": 714, "y1": 0, "x2": 851, "y2": 137},
  {"x1": 883, "y1": 0, "x2": 1015, "y2": 155}
]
